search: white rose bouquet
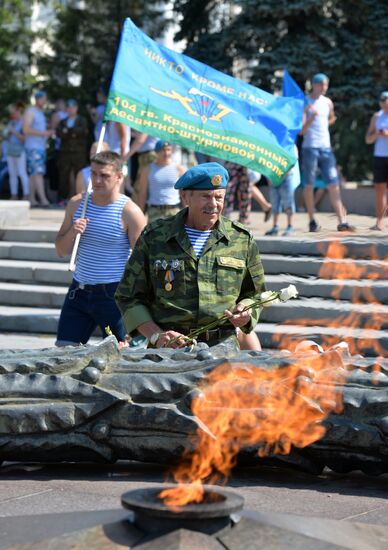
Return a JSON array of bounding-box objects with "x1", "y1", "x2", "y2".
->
[{"x1": 168, "y1": 285, "x2": 299, "y2": 347}]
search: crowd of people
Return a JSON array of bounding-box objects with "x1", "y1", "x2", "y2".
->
[
  {"x1": 0, "y1": 74, "x2": 387, "y2": 352},
  {"x1": 0, "y1": 77, "x2": 387, "y2": 232}
]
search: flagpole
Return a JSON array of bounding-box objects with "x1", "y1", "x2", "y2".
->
[{"x1": 68, "y1": 123, "x2": 107, "y2": 272}]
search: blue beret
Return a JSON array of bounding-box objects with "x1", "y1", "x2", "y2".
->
[
  {"x1": 312, "y1": 73, "x2": 329, "y2": 84},
  {"x1": 174, "y1": 162, "x2": 229, "y2": 190},
  {"x1": 380, "y1": 91, "x2": 388, "y2": 101},
  {"x1": 34, "y1": 90, "x2": 46, "y2": 100},
  {"x1": 155, "y1": 140, "x2": 171, "y2": 152}
]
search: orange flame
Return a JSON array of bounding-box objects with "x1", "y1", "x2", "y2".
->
[
  {"x1": 160, "y1": 350, "x2": 347, "y2": 507},
  {"x1": 273, "y1": 241, "x2": 388, "y2": 357}
]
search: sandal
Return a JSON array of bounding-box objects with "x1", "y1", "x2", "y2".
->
[{"x1": 370, "y1": 225, "x2": 383, "y2": 231}]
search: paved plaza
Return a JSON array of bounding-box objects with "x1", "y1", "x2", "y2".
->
[{"x1": 1, "y1": 461, "x2": 388, "y2": 547}]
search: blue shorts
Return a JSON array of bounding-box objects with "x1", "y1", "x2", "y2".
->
[
  {"x1": 26, "y1": 148, "x2": 46, "y2": 176},
  {"x1": 269, "y1": 172, "x2": 296, "y2": 214},
  {"x1": 56, "y1": 280, "x2": 127, "y2": 346},
  {"x1": 302, "y1": 147, "x2": 339, "y2": 186}
]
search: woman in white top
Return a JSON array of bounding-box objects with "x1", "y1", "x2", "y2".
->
[
  {"x1": 137, "y1": 140, "x2": 186, "y2": 223},
  {"x1": 365, "y1": 91, "x2": 388, "y2": 231}
]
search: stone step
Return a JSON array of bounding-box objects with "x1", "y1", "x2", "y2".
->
[
  {"x1": 0, "y1": 276, "x2": 385, "y2": 311},
  {"x1": 256, "y1": 322, "x2": 387, "y2": 358},
  {"x1": 2, "y1": 228, "x2": 387, "y2": 261},
  {"x1": 256, "y1": 236, "x2": 388, "y2": 260},
  {"x1": 0, "y1": 242, "x2": 67, "y2": 263},
  {"x1": 0, "y1": 295, "x2": 386, "y2": 332},
  {"x1": 0, "y1": 275, "x2": 388, "y2": 307},
  {"x1": 0, "y1": 306, "x2": 103, "y2": 337},
  {"x1": 0, "y1": 282, "x2": 67, "y2": 308},
  {"x1": 0, "y1": 246, "x2": 387, "y2": 285},
  {"x1": 0, "y1": 258, "x2": 386, "y2": 303},
  {"x1": 259, "y1": 297, "x2": 388, "y2": 330},
  {"x1": 0, "y1": 259, "x2": 72, "y2": 286},
  {"x1": 0, "y1": 227, "x2": 57, "y2": 243},
  {"x1": 265, "y1": 274, "x2": 388, "y2": 305},
  {"x1": 0, "y1": 305, "x2": 60, "y2": 333},
  {"x1": 0, "y1": 200, "x2": 30, "y2": 228},
  {"x1": 261, "y1": 254, "x2": 388, "y2": 280},
  {"x1": 0, "y1": 306, "x2": 385, "y2": 358}
]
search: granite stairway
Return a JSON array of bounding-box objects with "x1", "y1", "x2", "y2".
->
[
  {"x1": 256, "y1": 237, "x2": 388, "y2": 356},
  {"x1": 0, "y1": 227, "x2": 387, "y2": 356}
]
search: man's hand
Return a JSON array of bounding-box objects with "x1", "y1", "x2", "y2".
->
[
  {"x1": 118, "y1": 336, "x2": 130, "y2": 349},
  {"x1": 224, "y1": 303, "x2": 251, "y2": 328},
  {"x1": 156, "y1": 330, "x2": 190, "y2": 349},
  {"x1": 72, "y1": 218, "x2": 89, "y2": 235}
]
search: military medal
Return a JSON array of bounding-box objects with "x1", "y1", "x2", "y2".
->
[{"x1": 164, "y1": 269, "x2": 174, "y2": 291}]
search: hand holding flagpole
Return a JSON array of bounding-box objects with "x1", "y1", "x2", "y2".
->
[{"x1": 68, "y1": 123, "x2": 106, "y2": 272}]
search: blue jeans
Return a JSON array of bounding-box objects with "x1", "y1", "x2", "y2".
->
[
  {"x1": 56, "y1": 280, "x2": 126, "y2": 346},
  {"x1": 302, "y1": 147, "x2": 339, "y2": 186},
  {"x1": 269, "y1": 172, "x2": 296, "y2": 214}
]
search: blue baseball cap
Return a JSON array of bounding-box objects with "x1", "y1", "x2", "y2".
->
[
  {"x1": 312, "y1": 73, "x2": 329, "y2": 84},
  {"x1": 155, "y1": 140, "x2": 171, "y2": 152},
  {"x1": 34, "y1": 90, "x2": 47, "y2": 100},
  {"x1": 174, "y1": 162, "x2": 229, "y2": 190},
  {"x1": 380, "y1": 91, "x2": 388, "y2": 101}
]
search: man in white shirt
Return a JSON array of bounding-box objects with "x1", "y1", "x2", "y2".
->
[{"x1": 301, "y1": 73, "x2": 354, "y2": 232}]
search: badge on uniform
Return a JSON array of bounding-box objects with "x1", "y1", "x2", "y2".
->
[
  {"x1": 170, "y1": 259, "x2": 182, "y2": 271},
  {"x1": 154, "y1": 258, "x2": 183, "y2": 291}
]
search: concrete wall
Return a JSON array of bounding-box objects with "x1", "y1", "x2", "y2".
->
[
  {"x1": 252, "y1": 185, "x2": 376, "y2": 216},
  {"x1": 0, "y1": 201, "x2": 30, "y2": 228}
]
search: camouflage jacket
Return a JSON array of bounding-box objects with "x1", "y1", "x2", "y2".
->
[{"x1": 115, "y1": 208, "x2": 265, "y2": 335}]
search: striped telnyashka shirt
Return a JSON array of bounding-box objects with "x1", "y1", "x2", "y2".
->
[
  {"x1": 184, "y1": 225, "x2": 212, "y2": 257},
  {"x1": 74, "y1": 194, "x2": 131, "y2": 284}
]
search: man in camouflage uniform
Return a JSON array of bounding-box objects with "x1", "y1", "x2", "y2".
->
[{"x1": 115, "y1": 162, "x2": 265, "y2": 348}]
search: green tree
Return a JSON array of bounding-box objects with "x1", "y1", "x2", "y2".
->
[
  {"x1": 0, "y1": 0, "x2": 34, "y2": 116},
  {"x1": 36, "y1": 0, "x2": 168, "y2": 106},
  {"x1": 173, "y1": 0, "x2": 388, "y2": 180}
]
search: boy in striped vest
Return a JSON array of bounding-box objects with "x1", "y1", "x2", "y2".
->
[{"x1": 55, "y1": 151, "x2": 146, "y2": 346}]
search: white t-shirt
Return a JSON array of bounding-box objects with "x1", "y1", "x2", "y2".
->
[{"x1": 302, "y1": 95, "x2": 332, "y2": 149}]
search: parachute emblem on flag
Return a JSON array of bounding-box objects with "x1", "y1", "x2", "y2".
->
[{"x1": 150, "y1": 86, "x2": 235, "y2": 123}]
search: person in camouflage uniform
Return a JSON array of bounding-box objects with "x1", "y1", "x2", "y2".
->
[{"x1": 115, "y1": 162, "x2": 265, "y2": 348}]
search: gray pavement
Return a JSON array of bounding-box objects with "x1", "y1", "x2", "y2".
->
[
  {"x1": 0, "y1": 333, "x2": 56, "y2": 349},
  {"x1": 0, "y1": 462, "x2": 387, "y2": 523},
  {"x1": 1, "y1": 461, "x2": 388, "y2": 547}
]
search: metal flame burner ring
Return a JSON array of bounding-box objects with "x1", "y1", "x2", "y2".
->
[
  {"x1": 121, "y1": 484, "x2": 244, "y2": 535},
  {"x1": 121, "y1": 484, "x2": 244, "y2": 520}
]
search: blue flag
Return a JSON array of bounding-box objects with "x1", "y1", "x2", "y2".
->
[
  {"x1": 105, "y1": 19, "x2": 304, "y2": 185},
  {"x1": 282, "y1": 69, "x2": 305, "y2": 102}
]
